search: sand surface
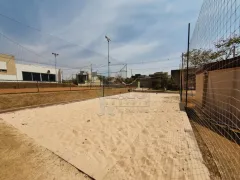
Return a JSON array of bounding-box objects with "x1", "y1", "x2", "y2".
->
[
  {"x1": 0, "y1": 121, "x2": 90, "y2": 180},
  {"x1": 0, "y1": 93, "x2": 210, "y2": 180}
]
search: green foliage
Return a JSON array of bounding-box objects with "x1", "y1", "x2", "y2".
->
[
  {"x1": 97, "y1": 75, "x2": 106, "y2": 82},
  {"x1": 215, "y1": 35, "x2": 240, "y2": 48},
  {"x1": 154, "y1": 84, "x2": 162, "y2": 90},
  {"x1": 183, "y1": 35, "x2": 240, "y2": 67},
  {"x1": 114, "y1": 75, "x2": 123, "y2": 83},
  {"x1": 72, "y1": 78, "x2": 78, "y2": 85},
  {"x1": 215, "y1": 35, "x2": 240, "y2": 59},
  {"x1": 151, "y1": 72, "x2": 169, "y2": 90},
  {"x1": 183, "y1": 49, "x2": 218, "y2": 67},
  {"x1": 124, "y1": 78, "x2": 134, "y2": 84}
]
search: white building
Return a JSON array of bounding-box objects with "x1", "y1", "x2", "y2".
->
[{"x1": 0, "y1": 54, "x2": 62, "y2": 82}]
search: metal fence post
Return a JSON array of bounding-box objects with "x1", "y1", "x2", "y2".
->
[
  {"x1": 37, "y1": 81, "x2": 39, "y2": 92},
  {"x1": 102, "y1": 80, "x2": 105, "y2": 97},
  {"x1": 180, "y1": 53, "x2": 184, "y2": 102},
  {"x1": 17, "y1": 79, "x2": 20, "y2": 89},
  {"x1": 186, "y1": 23, "x2": 190, "y2": 107}
]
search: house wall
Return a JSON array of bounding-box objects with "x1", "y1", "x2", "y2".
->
[
  {"x1": 181, "y1": 68, "x2": 197, "y2": 90},
  {"x1": 0, "y1": 54, "x2": 61, "y2": 82},
  {"x1": 0, "y1": 54, "x2": 17, "y2": 80},
  {"x1": 0, "y1": 74, "x2": 17, "y2": 80},
  {"x1": 195, "y1": 73, "x2": 203, "y2": 106},
  {"x1": 195, "y1": 67, "x2": 240, "y2": 129},
  {"x1": 0, "y1": 54, "x2": 17, "y2": 75},
  {"x1": 171, "y1": 70, "x2": 180, "y2": 88},
  {"x1": 139, "y1": 79, "x2": 152, "y2": 88},
  {"x1": 16, "y1": 64, "x2": 58, "y2": 81}
]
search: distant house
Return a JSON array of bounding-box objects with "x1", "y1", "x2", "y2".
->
[
  {"x1": 174, "y1": 68, "x2": 197, "y2": 90},
  {"x1": 76, "y1": 71, "x2": 100, "y2": 86},
  {"x1": 132, "y1": 72, "x2": 169, "y2": 89},
  {"x1": 139, "y1": 76, "x2": 152, "y2": 88},
  {"x1": 77, "y1": 71, "x2": 89, "y2": 84},
  {"x1": 0, "y1": 54, "x2": 62, "y2": 82},
  {"x1": 171, "y1": 69, "x2": 181, "y2": 89}
]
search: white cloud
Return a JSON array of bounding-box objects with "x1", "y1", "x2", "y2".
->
[
  {"x1": 111, "y1": 41, "x2": 160, "y2": 61},
  {"x1": 0, "y1": 0, "x2": 203, "y2": 77}
]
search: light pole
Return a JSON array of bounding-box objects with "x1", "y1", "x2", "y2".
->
[
  {"x1": 105, "y1": 35, "x2": 111, "y2": 84},
  {"x1": 52, "y1": 53, "x2": 59, "y2": 82}
]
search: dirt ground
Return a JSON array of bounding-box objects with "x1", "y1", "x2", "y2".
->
[
  {"x1": 0, "y1": 88, "x2": 128, "y2": 111},
  {"x1": 190, "y1": 121, "x2": 221, "y2": 180},
  {"x1": 0, "y1": 120, "x2": 91, "y2": 180}
]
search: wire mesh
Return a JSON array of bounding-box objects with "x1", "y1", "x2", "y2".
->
[{"x1": 182, "y1": 0, "x2": 240, "y2": 179}]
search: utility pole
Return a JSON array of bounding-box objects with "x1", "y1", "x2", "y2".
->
[
  {"x1": 71, "y1": 74, "x2": 73, "y2": 90},
  {"x1": 126, "y1": 64, "x2": 127, "y2": 78},
  {"x1": 61, "y1": 70, "x2": 63, "y2": 83},
  {"x1": 131, "y1": 69, "x2": 133, "y2": 77},
  {"x1": 233, "y1": 46, "x2": 236, "y2": 58},
  {"x1": 186, "y1": 23, "x2": 190, "y2": 107},
  {"x1": 52, "y1": 53, "x2": 59, "y2": 82},
  {"x1": 105, "y1": 36, "x2": 111, "y2": 85}
]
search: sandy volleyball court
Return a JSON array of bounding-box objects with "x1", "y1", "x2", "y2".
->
[
  {"x1": 0, "y1": 93, "x2": 210, "y2": 180},
  {"x1": 0, "y1": 121, "x2": 90, "y2": 180}
]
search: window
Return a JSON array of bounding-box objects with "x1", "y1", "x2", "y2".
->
[
  {"x1": 49, "y1": 74, "x2": 56, "y2": 82},
  {"x1": 32, "y1": 73, "x2": 41, "y2": 81},
  {"x1": 41, "y1": 73, "x2": 49, "y2": 81},
  {"x1": 0, "y1": 61, "x2": 7, "y2": 70},
  {"x1": 22, "y1": 72, "x2": 32, "y2": 81},
  {"x1": 22, "y1": 71, "x2": 56, "y2": 82},
  {"x1": 0, "y1": 61, "x2": 7, "y2": 72}
]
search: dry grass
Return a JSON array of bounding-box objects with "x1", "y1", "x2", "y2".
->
[
  {"x1": 0, "y1": 87, "x2": 100, "y2": 94},
  {"x1": 190, "y1": 121, "x2": 221, "y2": 180},
  {"x1": 184, "y1": 92, "x2": 240, "y2": 179},
  {"x1": 0, "y1": 88, "x2": 128, "y2": 111},
  {"x1": 191, "y1": 122, "x2": 240, "y2": 180}
]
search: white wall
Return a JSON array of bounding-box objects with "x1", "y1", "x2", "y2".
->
[
  {"x1": 0, "y1": 74, "x2": 17, "y2": 80},
  {"x1": 0, "y1": 61, "x2": 7, "y2": 70},
  {"x1": 16, "y1": 64, "x2": 60, "y2": 81},
  {"x1": 0, "y1": 63, "x2": 61, "y2": 82}
]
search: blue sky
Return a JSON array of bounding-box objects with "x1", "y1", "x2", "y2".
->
[{"x1": 0, "y1": 0, "x2": 203, "y2": 78}]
